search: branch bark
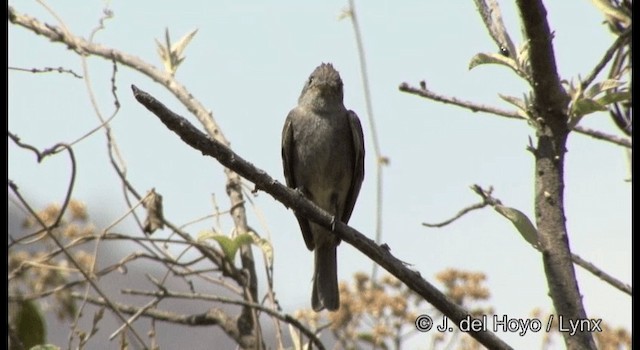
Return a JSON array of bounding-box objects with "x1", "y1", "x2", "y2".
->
[{"x1": 515, "y1": 0, "x2": 596, "y2": 349}]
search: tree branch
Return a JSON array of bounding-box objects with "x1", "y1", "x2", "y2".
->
[
  {"x1": 470, "y1": 185, "x2": 631, "y2": 297},
  {"x1": 130, "y1": 85, "x2": 513, "y2": 350},
  {"x1": 398, "y1": 83, "x2": 631, "y2": 148}
]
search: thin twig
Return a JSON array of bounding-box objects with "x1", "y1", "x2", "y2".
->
[
  {"x1": 345, "y1": 0, "x2": 387, "y2": 282},
  {"x1": 422, "y1": 202, "x2": 488, "y2": 228},
  {"x1": 8, "y1": 66, "x2": 82, "y2": 78}
]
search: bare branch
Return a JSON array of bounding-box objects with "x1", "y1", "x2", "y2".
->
[
  {"x1": 399, "y1": 82, "x2": 522, "y2": 120},
  {"x1": 423, "y1": 202, "x2": 488, "y2": 228},
  {"x1": 8, "y1": 65, "x2": 82, "y2": 78},
  {"x1": 345, "y1": 0, "x2": 387, "y2": 282},
  {"x1": 398, "y1": 83, "x2": 631, "y2": 148}
]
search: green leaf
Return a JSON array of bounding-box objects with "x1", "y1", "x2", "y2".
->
[
  {"x1": 494, "y1": 205, "x2": 539, "y2": 248},
  {"x1": 597, "y1": 91, "x2": 631, "y2": 106},
  {"x1": 28, "y1": 345, "x2": 60, "y2": 350},
  {"x1": 585, "y1": 79, "x2": 625, "y2": 99},
  {"x1": 572, "y1": 98, "x2": 607, "y2": 116},
  {"x1": 13, "y1": 300, "x2": 46, "y2": 350},
  {"x1": 198, "y1": 232, "x2": 254, "y2": 262}
]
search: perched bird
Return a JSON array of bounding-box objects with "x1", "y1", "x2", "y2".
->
[{"x1": 281, "y1": 63, "x2": 365, "y2": 311}]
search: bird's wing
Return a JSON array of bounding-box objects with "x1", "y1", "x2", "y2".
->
[
  {"x1": 342, "y1": 110, "x2": 365, "y2": 224},
  {"x1": 282, "y1": 110, "x2": 315, "y2": 250}
]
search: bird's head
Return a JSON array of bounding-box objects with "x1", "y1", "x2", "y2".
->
[{"x1": 298, "y1": 63, "x2": 344, "y2": 111}]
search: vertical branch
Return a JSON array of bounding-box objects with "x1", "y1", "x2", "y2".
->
[
  {"x1": 515, "y1": 0, "x2": 595, "y2": 349},
  {"x1": 346, "y1": 0, "x2": 386, "y2": 280}
]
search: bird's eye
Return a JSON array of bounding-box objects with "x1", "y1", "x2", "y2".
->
[{"x1": 307, "y1": 76, "x2": 314, "y2": 85}]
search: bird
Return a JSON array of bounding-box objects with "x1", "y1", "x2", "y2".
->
[{"x1": 281, "y1": 63, "x2": 365, "y2": 311}]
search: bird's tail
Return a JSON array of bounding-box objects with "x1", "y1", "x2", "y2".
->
[{"x1": 312, "y1": 243, "x2": 339, "y2": 311}]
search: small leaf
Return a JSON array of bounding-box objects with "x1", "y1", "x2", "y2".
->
[
  {"x1": 562, "y1": 79, "x2": 578, "y2": 100},
  {"x1": 171, "y1": 29, "x2": 198, "y2": 59},
  {"x1": 498, "y1": 94, "x2": 526, "y2": 110},
  {"x1": 494, "y1": 205, "x2": 539, "y2": 248},
  {"x1": 585, "y1": 79, "x2": 625, "y2": 99},
  {"x1": 498, "y1": 94, "x2": 529, "y2": 119},
  {"x1": 597, "y1": 91, "x2": 631, "y2": 106},
  {"x1": 13, "y1": 300, "x2": 46, "y2": 350},
  {"x1": 568, "y1": 96, "x2": 608, "y2": 129},
  {"x1": 591, "y1": 0, "x2": 631, "y2": 27},
  {"x1": 573, "y1": 98, "x2": 608, "y2": 116},
  {"x1": 469, "y1": 52, "x2": 517, "y2": 71},
  {"x1": 198, "y1": 232, "x2": 234, "y2": 261},
  {"x1": 517, "y1": 40, "x2": 530, "y2": 70},
  {"x1": 198, "y1": 232, "x2": 253, "y2": 262}
]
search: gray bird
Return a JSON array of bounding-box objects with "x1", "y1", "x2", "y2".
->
[{"x1": 281, "y1": 63, "x2": 365, "y2": 311}]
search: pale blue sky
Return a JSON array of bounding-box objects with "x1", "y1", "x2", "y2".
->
[{"x1": 8, "y1": 1, "x2": 631, "y2": 349}]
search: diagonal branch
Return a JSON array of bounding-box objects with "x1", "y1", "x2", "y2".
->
[
  {"x1": 422, "y1": 202, "x2": 488, "y2": 228},
  {"x1": 473, "y1": 0, "x2": 517, "y2": 58},
  {"x1": 130, "y1": 84, "x2": 513, "y2": 350}
]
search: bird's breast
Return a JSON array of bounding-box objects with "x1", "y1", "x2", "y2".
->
[{"x1": 291, "y1": 112, "x2": 354, "y2": 211}]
